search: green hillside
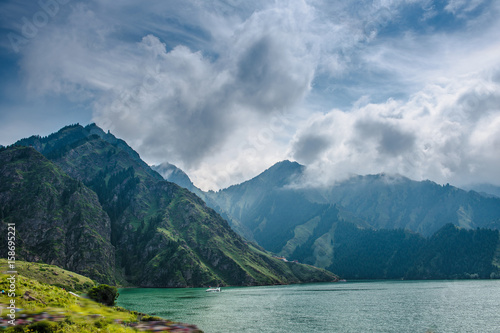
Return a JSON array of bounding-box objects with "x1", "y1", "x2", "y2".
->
[
  {"x1": 196, "y1": 160, "x2": 500, "y2": 280},
  {"x1": 0, "y1": 259, "x2": 94, "y2": 292},
  {"x1": 3, "y1": 124, "x2": 337, "y2": 287},
  {"x1": 0, "y1": 265, "x2": 201, "y2": 332},
  {"x1": 0, "y1": 146, "x2": 116, "y2": 284},
  {"x1": 0, "y1": 274, "x2": 135, "y2": 332}
]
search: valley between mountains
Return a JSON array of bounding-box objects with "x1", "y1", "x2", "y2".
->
[{"x1": 2, "y1": 123, "x2": 500, "y2": 286}]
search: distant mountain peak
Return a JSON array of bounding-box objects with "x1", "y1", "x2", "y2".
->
[
  {"x1": 152, "y1": 162, "x2": 197, "y2": 192},
  {"x1": 223, "y1": 160, "x2": 305, "y2": 191},
  {"x1": 15, "y1": 123, "x2": 163, "y2": 181},
  {"x1": 463, "y1": 183, "x2": 500, "y2": 198},
  {"x1": 268, "y1": 159, "x2": 304, "y2": 173},
  {"x1": 258, "y1": 160, "x2": 305, "y2": 181}
]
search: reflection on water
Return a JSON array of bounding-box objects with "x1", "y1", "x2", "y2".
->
[{"x1": 118, "y1": 280, "x2": 500, "y2": 333}]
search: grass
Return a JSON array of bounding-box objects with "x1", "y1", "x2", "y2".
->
[
  {"x1": 0, "y1": 273, "x2": 137, "y2": 332},
  {"x1": 0, "y1": 260, "x2": 94, "y2": 293},
  {"x1": 156, "y1": 227, "x2": 179, "y2": 242},
  {"x1": 0, "y1": 262, "x2": 203, "y2": 332},
  {"x1": 280, "y1": 217, "x2": 320, "y2": 257}
]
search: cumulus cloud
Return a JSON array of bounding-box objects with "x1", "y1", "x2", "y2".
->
[
  {"x1": 292, "y1": 69, "x2": 500, "y2": 187},
  {"x1": 354, "y1": 120, "x2": 416, "y2": 156},
  {"x1": 291, "y1": 134, "x2": 331, "y2": 163},
  {"x1": 13, "y1": 1, "x2": 321, "y2": 174},
  {"x1": 2, "y1": 0, "x2": 500, "y2": 190}
]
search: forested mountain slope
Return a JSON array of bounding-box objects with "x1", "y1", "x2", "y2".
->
[
  {"x1": 162, "y1": 160, "x2": 500, "y2": 279},
  {"x1": 1, "y1": 125, "x2": 337, "y2": 286}
]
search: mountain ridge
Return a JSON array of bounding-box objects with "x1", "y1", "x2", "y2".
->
[
  {"x1": 170, "y1": 159, "x2": 500, "y2": 237},
  {"x1": 156, "y1": 158, "x2": 500, "y2": 280},
  {"x1": 2, "y1": 124, "x2": 337, "y2": 286}
]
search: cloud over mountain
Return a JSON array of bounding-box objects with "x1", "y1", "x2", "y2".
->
[
  {"x1": 292, "y1": 69, "x2": 500, "y2": 187},
  {"x1": 1, "y1": 0, "x2": 500, "y2": 189}
]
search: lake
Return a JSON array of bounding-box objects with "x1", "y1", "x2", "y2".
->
[{"x1": 117, "y1": 280, "x2": 500, "y2": 333}]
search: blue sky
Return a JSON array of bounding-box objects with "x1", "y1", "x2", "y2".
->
[{"x1": 1, "y1": 0, "x2": 500, "y2": 190}]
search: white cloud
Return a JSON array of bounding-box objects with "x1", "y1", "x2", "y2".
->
[
  {"x1": 3, "y1": 0, "x2": 500, "y2": 189},
  {"x1": 445, "y1": 0, "x2": 485, "y2": 16},
  {"x1": 292, "y1": 69, "x2": 500, "y2": 187},
  {"x1": 12, "y1": 1, "x2": 320, "y2": 176}
]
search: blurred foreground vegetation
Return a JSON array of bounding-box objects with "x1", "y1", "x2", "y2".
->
[
  {"x1": 0, "y1": 260, "x2": 202, "y2": 332},
  {"x1": 0, "y1": 260, "x2": 94, "y2": 292},
  {"x1": 0, "y1": 273, "x2": 136, "y2": 332}
]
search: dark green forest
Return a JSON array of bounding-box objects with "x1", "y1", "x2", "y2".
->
[{"x1": 324, "y1": 222, "x2": 500, "y2": 280}]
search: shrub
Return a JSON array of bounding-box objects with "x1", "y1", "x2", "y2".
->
[
  {"x1": 141, "y1": 315, "x2": 163, "y2": 321},
  {"x1": 83, "y1": 281, "x2": 94, "y2": 290},
  {"x1": 5, "y1": 326, "x2": 24, "y2": 333},
  {"x1": 94, "y1": 318, "x2": 112, "y2": 328},
  {"x1": 53, "y1": 283, "x2": 73, "y2": 291},
  {"x1": 88, "y1": 284, "x2": 119, "y2": 306},
  {"x1": 27, "y1": 320, "x2": 59, "y2": 333},
  {"x1": 113, "y1": 306, "x2": 128, "y2": 312}
]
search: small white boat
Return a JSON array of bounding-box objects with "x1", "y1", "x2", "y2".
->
[{"x1": 205, "y1": 286, "x2": 221, "y2": 292}]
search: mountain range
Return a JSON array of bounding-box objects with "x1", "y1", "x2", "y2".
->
[
  {"x1": 3, "y1": 123, "x2": 500, "y2": 282},
  {"x1": 156, "y1": 159, "x2": 500, "y2": 280},
  {"x1": 0, "y1": 124, "x2": 337, "y2": 286}
]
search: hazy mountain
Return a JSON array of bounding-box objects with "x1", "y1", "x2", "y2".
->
[
  {"x1": 3, "y1": 125, "x2": 337, "y2": 287},
  {"x1": 206, "y1": 161, "x2": 500, "y2": 239},
  {"x1": 205, "y1": 161, "x2": 328, "y2": 253},
  {"x1": 318, "y1": 174, "x2": 500, "y2": 236},
  {"x1": 463, "y1": 184, "x2": 500, "y2": 198},
  {"x1": 167, "y1": 160, "x2": 500, "y2": 279},
  {"x1": 151, "y1": 162, "x2": 199, "y2": 194}
]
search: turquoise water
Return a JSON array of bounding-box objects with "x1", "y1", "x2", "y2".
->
[{"x1": 117, "y1": 280, "x2": 500, "y2": 333}]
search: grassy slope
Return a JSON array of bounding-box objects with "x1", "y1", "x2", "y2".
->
[
  {"x1": 0, "y1": 274, "x2": 137, "y2": 333},
  {"x1": 164, "y1": 189, "x2": 338, "y2": 286},
  {"x1": 0, "y1": 261, "x2": 203, "y2": 332},
  {"x1": 0, "y1": 259, "x2": 95, "y2": 292},
  {"x1": 246, "y1": 244, "x2": 338, "y2": 283}
]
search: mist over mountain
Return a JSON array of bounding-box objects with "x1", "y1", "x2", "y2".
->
[
  {"x1": 160, "y1": 159, "x2": 500, "y2": 280},
  {"x1": 462, "y1": 184, "x2": 500, "y2": 199},
  {"x1": 152, "y1": 162, "x2": 199, "y2": 195},
  {"x1": 313, "y1": 174, "x2": 500, "y2": 236},
  {"x1": 168, "y1": 159, "x2": 500, "y2": 236},
  {"x1": 2, "y1": 124, "x2": 336, "y2": 286}
]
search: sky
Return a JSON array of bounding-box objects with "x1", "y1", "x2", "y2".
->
[{"x1": 1, "y1": 0, "x2": 500, "y2": 191}]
